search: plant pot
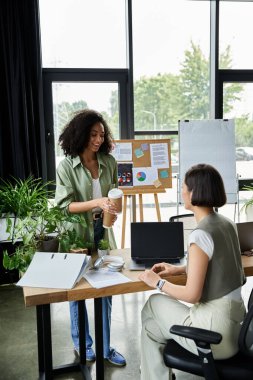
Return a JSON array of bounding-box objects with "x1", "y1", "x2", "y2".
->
[
  {"x1": 98, "y1": 249, "x2": 109, "y2": 258},
  {"x1": 0, "y1": 215, "x2": 16, "y2": 241},
  {"x1": 246, "y1": 205, "x2": 253, "y2": 222},
  {"x1": 38, "y1": 237, "x2": 59, "y2": 252},
  {"x1": 70, "y1": 248, "x2": 88, "y2": 254}
]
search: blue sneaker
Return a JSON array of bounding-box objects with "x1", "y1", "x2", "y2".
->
[
  {"x1": 105, "y1": 348, "x2": 126, "y2": 367},
  {"x1": 74, "y1": 346, "x2": 96, "y2": 362}
]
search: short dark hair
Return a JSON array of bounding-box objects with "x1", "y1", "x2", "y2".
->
[
  {"x1": 59, "y1": 109, "x2": 113, "y2": 157},
  {"x1": 184, "y1": 164, "x2": 227, "y2": 207}
]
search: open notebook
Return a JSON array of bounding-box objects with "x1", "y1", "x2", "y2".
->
[{"x1": 17, "y1": 252, "x2": 91, "y2": 289}]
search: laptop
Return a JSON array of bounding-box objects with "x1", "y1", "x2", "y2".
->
[
  {"x1": 130, "y1": 222, "x2": 185, "y2": 270},
  {"x1": 236, "y1": 222, "x2": 253, "y2": 253}
]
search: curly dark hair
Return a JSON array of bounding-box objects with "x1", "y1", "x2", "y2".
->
[
  {"x1": 59, "y1": 109, "x2": 114, "y2": 157},
  {"x1": 184, "y1": 163, "x2": 227, "y2": 208}
]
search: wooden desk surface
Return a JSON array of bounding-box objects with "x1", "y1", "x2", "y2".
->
[{"x1": 23, "y1": 249, "x2": 253, "y2": 307}]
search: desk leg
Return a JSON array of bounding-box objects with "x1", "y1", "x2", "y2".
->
[
  {"x1": 94, "y1": 298, "x2": 104, "y2": 380},
  {"x1": 154, "y1": 193, "x2": 161, "y2": 221},
  {"x1": 121, "y1": 195, "x2": 127, "y2": 248},
  {"x1": 36, "y1": 304, "x2": 53, "y2": 380}
]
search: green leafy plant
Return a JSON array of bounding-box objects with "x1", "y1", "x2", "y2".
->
[
  {"x1": 3, "y1": 205, "x2": 88, "y2": 272},
  {"x1": 59, "y1": 229, "x2": 89, "y2": 253},
  {"x1": 98, "y1": 239, "x2": 110, "y2": 251},
  {"x1": 241, "y1": 184, "x2": 253, "y2": 212},
  {"x1": 0, "y1": 176, "x2": 54, "y2": 218}
]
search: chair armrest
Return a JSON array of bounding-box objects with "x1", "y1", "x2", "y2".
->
[{"x1": 170, "y1": 325, "x2": 222, "y2": 348}]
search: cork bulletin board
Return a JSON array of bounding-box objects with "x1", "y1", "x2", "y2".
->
[{"x1": 111, "y1": 139, "x2": 172, "y2": 190}]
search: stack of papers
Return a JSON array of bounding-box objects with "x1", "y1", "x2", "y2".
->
[
  {"x1": 17, "y1": 252, "x2": 91, "y2": 289},
  {"x1": 84, "y1": 268, "x2": 131, "y2": 289}
]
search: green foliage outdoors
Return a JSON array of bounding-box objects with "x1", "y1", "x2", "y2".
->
[{"x1": 52, "y1": 41, "x2": 253, "y2": 152}]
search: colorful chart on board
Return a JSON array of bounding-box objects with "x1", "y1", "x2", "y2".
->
[{"x1": 136, "y1": 171, "x2": 146, "y2": 182}]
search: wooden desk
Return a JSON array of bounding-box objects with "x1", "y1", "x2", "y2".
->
[{"x1": 23, "y1": 250, "x2": 253, "y2": 380}]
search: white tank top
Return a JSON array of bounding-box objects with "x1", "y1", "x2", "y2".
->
[{"x1": 92, "y1": 178, "x2": 102, "y2": 213}]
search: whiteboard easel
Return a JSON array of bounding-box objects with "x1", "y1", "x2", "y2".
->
[{"x1": 178, "y1": 119, "x2": 237, "y2": 207}]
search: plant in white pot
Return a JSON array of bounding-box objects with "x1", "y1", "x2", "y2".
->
[
  {"x1": 97, "y1": 239, "x2": 110, "y2": 258},
  {"x1": 241, "y1": 184, "x2": 253, "y2": 221}
]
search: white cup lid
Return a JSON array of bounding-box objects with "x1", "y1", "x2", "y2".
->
[{"x1": 108, "y1": 188, "x2": 123, "y2": 199}]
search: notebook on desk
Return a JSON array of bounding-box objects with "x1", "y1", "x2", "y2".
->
[
  {"x1": 236, "y1": 222, "x2": 253, "y2": 253},
  {"x1": 129, "y1": 222, "x2": 185, "y2": 270}
]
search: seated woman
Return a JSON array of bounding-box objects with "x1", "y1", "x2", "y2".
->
[{"x1": 139, "y1": 163, "x2": 246, "y2": 380}]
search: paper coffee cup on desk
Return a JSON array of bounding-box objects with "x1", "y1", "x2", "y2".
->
[
  {"x1": 103, "y1": 189, "x2": 123, "y2": 228},
  {"x1": 108, "y1": 188, "x2": 123, "y2": 213}
]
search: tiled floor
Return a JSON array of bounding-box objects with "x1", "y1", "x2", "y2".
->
[{"x1": 1, "y1": 277, "x2": 252, "y2": 380}]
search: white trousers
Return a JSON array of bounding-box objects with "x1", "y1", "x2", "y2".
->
[{"x1": 140, "y1": 293, "x2": 245, "y2": 380}]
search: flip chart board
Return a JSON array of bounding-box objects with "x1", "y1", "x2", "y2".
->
[
  {"x1": 111, "y1": 139, "x2": 172, "y2": 189},
  {"x1": 179, "y1": 119, "x2": 237, "y2": 203}
]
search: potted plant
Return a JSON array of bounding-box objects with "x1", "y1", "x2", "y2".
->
[
  {"x1": 97, "y1": 239, "x2": 110, "y2": 257},
  {"x1": 2, "y1": 205, "x2": 88, "y2": 273},
  {"x1": 59, "y1": 229, "x2": 90, "y2": 254},
  {"x1": 0, "y1": 176, "x2": 53, "y2": 241},
  {"x1": 241, "y1": 183, "x2": 253, "y2": 221}
]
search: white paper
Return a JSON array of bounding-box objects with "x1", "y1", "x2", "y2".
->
[
  {"x1": 17, "y1": 252, "x2": 91, "y2": 289},
  {"x1": 150, "y1": 143, "x2": 169, "y2": 168},
  {"x1": 84, "y1": 268, "x2": 131, "y2": 289},
  {"x1": 111, "y1": 142, "x2": 132, "y2": 161},
  {"x1": 132, "y1": 167, "x2": 158, "y2": 186}
]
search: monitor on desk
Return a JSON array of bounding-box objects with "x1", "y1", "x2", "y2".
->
[
  {"x1": 130, "y1": 222, "x2": 184, "y2": 270},
  {"x1": 236, "y1": 222, "x2": 253, "y2": 253}
]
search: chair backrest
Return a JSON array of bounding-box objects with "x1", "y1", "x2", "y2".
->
[
  {"x1": 169, "y1": 214, "x2": 196, "y2": 251},
  {"x1": 238, "y1": 297, "x2": 253, "y2": 357}
]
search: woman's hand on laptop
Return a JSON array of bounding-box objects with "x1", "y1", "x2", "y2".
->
[
  {"x1": 138, "y1": 270, "x2": 160, "y2": 288},
  {"x1": 152, "y1": 263, "x2": 186, "y2": 277}
]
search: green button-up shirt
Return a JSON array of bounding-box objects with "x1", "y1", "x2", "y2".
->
[{"x1": 55, "y1": 152, "x2": 118, "y2": 249}]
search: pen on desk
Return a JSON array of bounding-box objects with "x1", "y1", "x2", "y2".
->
[
  {"x1": 64, "y1": 254, "x2": 67, "y2": 259},
  {"x1": 51, "y1": 254, "x2": 54, "y2": 259}
]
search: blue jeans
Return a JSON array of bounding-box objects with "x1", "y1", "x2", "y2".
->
[{"x1": 69, "y1": 217, "x2": 112, "y2": 357}]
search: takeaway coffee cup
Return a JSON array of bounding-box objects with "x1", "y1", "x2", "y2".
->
[
  {"x1": 108, "y1": 188, "x2": 123, "y2": 213},
  {"x1": 103, "y1": 188, "x2": 123, "y2": 229}
]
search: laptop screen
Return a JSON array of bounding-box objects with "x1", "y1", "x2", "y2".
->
[
  {"x1": 236, "y1": 222, "x2": 253, "y2": 253},
  {"x1": 131, "y1": 222, "x2": 184, "y2": 263}
]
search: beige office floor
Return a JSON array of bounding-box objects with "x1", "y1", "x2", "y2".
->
[{"x1": 1, "y1": 278, "x2": 252, "y2": 380}]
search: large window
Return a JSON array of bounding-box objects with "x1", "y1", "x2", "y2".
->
[
  {"x1": 223, "y1": 82, "x2": 253, "y2": 179},
  {"x1": 132, "y1": 0, "x2": 210, "y2": 133},
  {"x1": 219, "y1": 1, "x2": 253, "y2": 69},
  {"x1": 39, "y1": 0, "x2": 127, "y2": 68},
  {"x1": 39, "y1": 1, "x2": 253, "y2": 245},
  {"x1": 52, "y1": 82, "x2": 120, "y2": 168}
]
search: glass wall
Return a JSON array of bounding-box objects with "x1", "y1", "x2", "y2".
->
[
  {"x1": 52, "y1": 82, "x2": 120, "y2": 168},
  {"x1": 39, "y1": 0, "x2": 126, "y2": 68},
  {"x1": 219, "y1": 1, "x2": 253, "y2": 69},
  {"x1": 132, "y1": 0, "x2": 210, "y2": 133},
  {"x1": 39, "y1": 1, "x2": 253, "y2": 246}
]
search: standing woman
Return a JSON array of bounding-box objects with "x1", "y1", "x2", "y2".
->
[
  {"x1": 139, "y1": 164, "x2": 245, "y2": 380},
  {"x1": 55, "y1": 109, "x2": 126, "y2": 366}
]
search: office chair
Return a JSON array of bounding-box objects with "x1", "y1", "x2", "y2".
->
[
  {"x1": 169, "y1": 214, "x2": 196, "y2": 251},
  {"x1": 163, "y1": 289, "x2": 253, "y2": 380}
]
